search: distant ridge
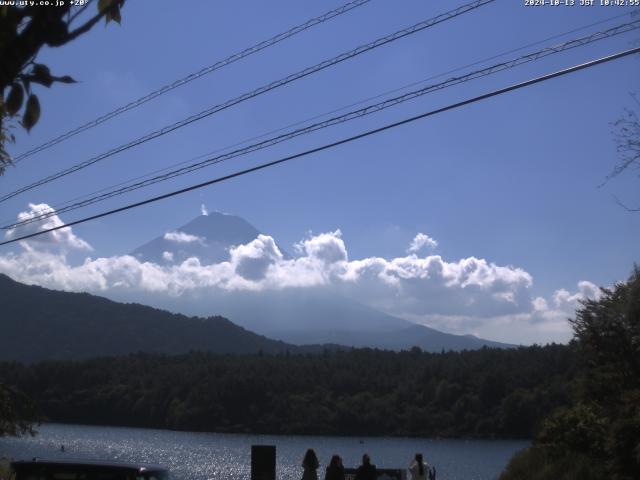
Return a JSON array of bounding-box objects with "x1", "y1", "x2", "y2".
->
[
  {"x1": 173, "y1": 288, "x2": 515, "y2": 351},
  {"x1": 0, "y1": 273, "x2": 514, "y2": 363},
  {"x1": 0, "y1": 273, "x2": 299, "y2": 363}
]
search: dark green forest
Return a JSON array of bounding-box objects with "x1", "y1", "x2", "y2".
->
[
  {"x1": 0, "y1": 344, "x2": 575, "y2": 439},
  {"x1": 500, "y1": 267, "x2": 640, "y2": 480}
]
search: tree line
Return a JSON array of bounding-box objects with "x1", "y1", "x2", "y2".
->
[
  {"x1": 0, "y1": 343, "x2": 576, "y2": 439},
  {"x1": 500, "y1": 267, "x2": 640, "y2": 480}
]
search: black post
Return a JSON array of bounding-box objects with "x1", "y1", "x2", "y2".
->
[{"x1": 251, "y1": 445, "x2": 276, "y2": 480}]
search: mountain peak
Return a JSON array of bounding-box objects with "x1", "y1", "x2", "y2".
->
[
  {"x1": 131, "y1": 212, "x2": 288, "y2": 265},
  {"x1": 178, "y1": 211, "x2": 260, "y2": 245}
]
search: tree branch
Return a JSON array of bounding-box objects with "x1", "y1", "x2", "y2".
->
[
  {"x1": 59, "y1": 10, "x2": 103, "y2": 43},
  {"x1": 613, "y1": 195, "x2": 640, "y2": 212}
]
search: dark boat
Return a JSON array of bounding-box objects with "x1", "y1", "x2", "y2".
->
[{"x1": 11, "y1": 458, "x2": 170, "y2": 480}]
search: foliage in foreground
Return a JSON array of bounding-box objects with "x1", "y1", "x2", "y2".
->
[
  {"x1": 0, "y1": 383, "x2": 36, "y2": 437},
  {"x1": 500, "y1": 267, "x2": 640, "y2": 480},
  {"x1": 0, "y1": 458, "x2": 12, "y2": 480},
  {"x1": 0, "y1": 0, "x2": 125, "y2": 174},
  {"x1": 0, "y1": 344, "x2": 575, "y2": 439},
  {"x1": 500, "y1": 446, "x2": 605, "y2": 480},
  {"x1": 608, "y1": 93, "x2": 640, "y2": 211}
]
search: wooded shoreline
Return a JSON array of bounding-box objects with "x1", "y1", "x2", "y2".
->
[{"x1": 0, "y1": 344, "x2": 575, "y2": 439}]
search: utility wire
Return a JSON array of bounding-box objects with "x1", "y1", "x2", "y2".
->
[
  {"x1": 12, "y1": 0, "x2": 374, "y2": 163},
  {"x1": 0, "y1": 0, "x2": 495, "y2": 204},
  {"x1": 9, "y1": 7, "x2": 633, "y2": 229},
  {"x1": 2, "y1": 46, "x2": 638, "y2": 247},
  {"x1": 7, "y1": 8, "x2": 631, "y2": 229},
  {"x1": 5, "y1": 19, "x2": 639, "y2": 231}
]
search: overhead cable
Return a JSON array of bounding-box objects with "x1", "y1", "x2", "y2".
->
[
  {"x1": 0, "y1": 0, "x2": 495, "y2": 204},
  {"x1": 2, "y1": 46, "x2": 638, "y2": 247},
  {"x1": 9, "y1": 8, "x2": 630, "y2": 228},
  {"x1": 12, "y1": 0, "x2": 374, "y2": 163},
  {"x1": 5, "y1": 19, "x2": 639, "y2": 230}
]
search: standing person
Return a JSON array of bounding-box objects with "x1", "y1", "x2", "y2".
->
[
  {"x1": 324, "y1": 455, "x2": 345, "y2": 480},
  {"x1": 302, "y1": 449, "x2": 320, "y2": 480},
  {"x1": 408, "y1": 454, "x2": 427, "y2": 480},
  {"x1": 355, "y1": 454, "x2": 377, "y2": 480}
]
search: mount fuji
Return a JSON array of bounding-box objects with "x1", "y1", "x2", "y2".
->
[
  {"x1": 132, "y1": 211, "x2": 289, "y2": 265},
  {"x1": 127, "y1": 212, "x2": 514, "y2": 352}
]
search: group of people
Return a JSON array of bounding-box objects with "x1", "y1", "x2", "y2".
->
[{"x1": 301, "y1": 450, "x2": 435, "y2": 480}]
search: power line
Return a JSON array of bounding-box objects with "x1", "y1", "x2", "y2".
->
[
  {"x1": 12, "y1": 0, "x2": 374, "y2": 163},
  {"x1": 2, "y1": 46, "x2": 638, "y2": 247},
  {"x1": 0, "y1": 0, "x2": 495, "y2": 204},
  {"x1": 7, "y1": 8, "x2": 630, "y2": 229},
  {"x1": 6, "y1": 19, "x2": 639, "y2": 231}
]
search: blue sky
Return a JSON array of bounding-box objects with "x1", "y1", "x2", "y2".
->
[{"x1": 1, "y1": 0, "x2": 638, "y2": 343}]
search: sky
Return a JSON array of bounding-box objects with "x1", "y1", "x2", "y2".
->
[{"x1": 0, "y1": 0, "x2": 638, "y2": 345}]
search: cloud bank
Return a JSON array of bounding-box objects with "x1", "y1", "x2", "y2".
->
[{"x1": 0, "y1": 204, "x2": 602, "y2": 345}]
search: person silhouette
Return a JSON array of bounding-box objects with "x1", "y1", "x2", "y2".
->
[
  {"x1": 355, "y1": 454, "x2": 376, "y2": 480},
  {"x1": 324, "y1": 455, "x2": 345, "y2": 480},
  {"x1": 302, "y1": 449, "x2": 320, "y2": 480},
  {"x1": 408, "y1": 453, "x2": 426, "y2": 480}
]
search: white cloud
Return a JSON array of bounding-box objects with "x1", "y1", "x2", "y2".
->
[
  {"x1": 230, "y1": 234, "x2": 283, "y2": 282},
  {"x1": 553, "y1": 280, "x2": 602, "y2": 308},
  {"x1": 201, "y1": 204, "x2": 208, "y2": 216},
  {"x1": 163, "y1": 231, "x2": 205, "y2": 244},
  {"x1": 340, "y1": 254, "x2": 533, "y2": 320},
  {"x1": 532, "y1": 296, "x2": 548, "y2": 312},
  {"x1": 407, "y1": 233, "x2": 438, "y2": 253},
  {"x1": 0, "y1": 209, "x2": 605, "y2": 345},
  {"x1": 4, "y1": 203, "x2": 92, "y2": 251},
  {"x1": 295, "y1": 230, "x2": 348, "y2": 264},
  {"x1": 402, "y1": 279, "x2": 602, "y2": 345}
]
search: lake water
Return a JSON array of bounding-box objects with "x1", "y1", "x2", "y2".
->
[{"x1": 0, "y1": 424, "x2": 527, "y2": 480}]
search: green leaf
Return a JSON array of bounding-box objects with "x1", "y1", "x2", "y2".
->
[
  {"x1": 106, "y1": 4, "x2": 121, "y2": 24},
  {"x1": 57, "y1": 75, "x2": 77, "y2": 84},
  {"x1": 32, "y1": 64, "x2": 50, "y2": 77},
  {"x1": 31, "y1": 64, "x2": 53, "y2": 87},
  {"x1": 22, "y1": 94, "x2": 40, "y2": 132},
  {"x1": 6, "y1": 83, "x2": 24, "y2": 116},
  {"x1": 98, "y1": 0, "x2": 112, "y2": 12},
  {"x1": 99, "y1": 0, "x2": 124, "y2": 25}
]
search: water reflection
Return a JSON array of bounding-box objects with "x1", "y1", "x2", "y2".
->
[{"x1": 0, "y1": 424, "x2": 528, "y2": 480}]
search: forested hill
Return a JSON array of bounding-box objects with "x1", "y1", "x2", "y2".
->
[
  {"x1": 0, "y1": 274, "x2": 298, "y2": 362},
  {"x1": 0, "y1": 345, "x2": 577, "y2": 439}
]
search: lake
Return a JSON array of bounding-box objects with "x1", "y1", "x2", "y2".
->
[{"x1": 0, "y1": 424, "x2": 527, "y2": 480}]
